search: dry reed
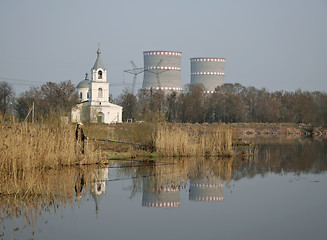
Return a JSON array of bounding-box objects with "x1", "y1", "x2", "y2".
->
[
  {"x1": 0, "y1": 121, "x2": 102, "y2": 173},
  {"x1": 155, "y1": 123, "x2": 233, "y2": 157},
  {"x1": 87, "y1": 122, "x2": 234, "y2": 157}
]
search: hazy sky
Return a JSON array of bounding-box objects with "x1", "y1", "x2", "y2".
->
[{"x1": 1, "y1": 0, "x2": 326, "y2": 97}]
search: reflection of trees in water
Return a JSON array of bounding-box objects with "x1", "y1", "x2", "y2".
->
[
  {"x1": 0, "y1": 164, "x2": 108, "y2": 237},
  {"x1": 232, "y1": 138, "x2": 327, "y2": 180},
  {"x1": 188, "y1": 158, "x2": 233, "y2": 182}
]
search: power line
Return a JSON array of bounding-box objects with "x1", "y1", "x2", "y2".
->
[
  {"x1": 110, "y1": 82, "x2": 142, "y2": 87},
  {"x1": 0, "y1": 76, "x2": 44, "y2": 84},
  {"x1": 0, "y1": 76, "x2": 141, "y2": 88}
]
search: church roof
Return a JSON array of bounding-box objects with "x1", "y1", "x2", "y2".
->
[
  {"x1": 77, "y1": 73, "x2": 90, "y2": 88},
  {"x1": 77, "y1": 80, "x2": 90, "y2": 88},
  {"x1": 92, "y1": 48, "x2": 106, "y2": 70}
]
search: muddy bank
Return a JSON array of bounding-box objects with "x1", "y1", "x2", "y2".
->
[{"x1": 231, "y1": 123, "x2": 327, "y2": 138}]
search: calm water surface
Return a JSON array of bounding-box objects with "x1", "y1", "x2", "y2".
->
[{"x1": 1, "y1": 137, "x2": 327, "y2": 240}]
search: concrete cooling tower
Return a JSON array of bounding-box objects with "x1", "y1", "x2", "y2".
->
[
  {"x1": 190, "y1": 58, "x2": 226, "y2": 92},
  {"x1": 142, "y1": 51, "x2": 183, "y2": 91}
]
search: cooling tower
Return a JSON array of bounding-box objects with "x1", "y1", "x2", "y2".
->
[
  {"x1": 190, "y1": 58, "x2": 226, "y2": 92},
  {"x1": 142, "y1": 51, "x2": 183, "y2": 91}
]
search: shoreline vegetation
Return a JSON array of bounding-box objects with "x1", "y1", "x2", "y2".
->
[
  {"x1": 1, "y1": 120, "x2": 326, "y2": 172},
  {"x1": 91, "y1": 122, "x2": 234, "y2": 158},
  {"x1": 1, "y1": 120, "x2": 326, "y2": 195},
  {"x1": 0, "y1": 119, "x2": 235, "y2": 171}
]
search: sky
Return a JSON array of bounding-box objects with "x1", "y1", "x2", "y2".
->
[{"x1": 0, "y1": 0, "x2": 326, "y2": 98}]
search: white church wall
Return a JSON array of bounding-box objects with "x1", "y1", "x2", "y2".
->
[
  {"x1": 89, "y1": 105, "x2": 122, "y2": 124},
  {"x1": 106, "y1": 107, "x2": 122, "y2": 123},
  {"x1": 90, "y1": 82, "x2": 110, "y2": 103},
  {"x1": 71, "y1": 104, "x2": 82, "y2": 122},
  {"x1": 78, "y1": 87, "x2": 89, "y2": 102}
]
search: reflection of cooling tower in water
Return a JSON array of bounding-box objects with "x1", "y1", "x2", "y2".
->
[
  {"x1": 189, "y1": 175, "x2": 224, "y2": 202},
  {"x1": 142, "y1": 178, "x2": 180, "y2": 207}
]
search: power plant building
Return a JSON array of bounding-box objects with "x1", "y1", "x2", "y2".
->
[
  {"x1": 142, "y1": 51, "x2": 183, "y2": 91},
  {"x1": 190, "y1": 58, "x2": 225, "y2": 93}
]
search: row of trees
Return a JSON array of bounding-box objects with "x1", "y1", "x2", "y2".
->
[
  {"x1": 1, "y1": 81, "x2": 326, "y2": 126},
  {"x1": 0, "y1": 82, "x2": 15, "y2": 116},
  {"x1": 117, "y1": 83, "x2": 327, "y2": 126},
  {"x1": 0, "y1": 81, "x2": 78, "y2": 121}
]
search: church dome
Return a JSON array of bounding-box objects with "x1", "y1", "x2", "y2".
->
[
  {"x1": 77, "y1": 79, "x2": 90, "y2": 89},
  {"x1": 77, "y1": 73, "x2": 90, "y2": 89}
]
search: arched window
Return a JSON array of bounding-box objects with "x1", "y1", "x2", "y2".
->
[
  {"x1": 79, "y1": 92, "x2": 82, "y2": 100},
  {"x1": 98, "y1": 88, "x2": 103, "y2": 98},
  {"x1": 98, "y1": 70, "x2": 102, "y2": 79},
  {"x1": 87, "y1": 92, "x2": 89, "y2": 99}
]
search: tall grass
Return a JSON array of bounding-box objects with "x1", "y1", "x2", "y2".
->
[
  {"x1": 89, "y1": 121, "x2": 235, "y2": 158},
  {"x1": 85, "y1": 122, "x2": 234, "y2": 157},
  {"x1": 155, "y1": 123, "x2": 233, "y2": 157},
  {"x1": 0, "y1": 121, "x2": 102, "y2": 173}
]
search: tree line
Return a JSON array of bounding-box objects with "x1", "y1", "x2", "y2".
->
[
  {"x1": 0, "y1": 81, "x2": 77, "y2": 121},
  {"x1": 117, "y1": 83, "x2": 327, "y2": 126},
  {"x1": 1, "y1": 80, "x2": 326, "y2": 126}
]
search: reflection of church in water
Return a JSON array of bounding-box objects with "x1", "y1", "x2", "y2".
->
[{"x1": 90, "y1": 168, "x2": 109, "y2": 215}]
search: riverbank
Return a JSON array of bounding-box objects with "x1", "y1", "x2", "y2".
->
[
  {"x1": 85, "y1": 122, "x2": 234, "y2": 158},
  {"x1": 0, "y1": 121, "x2": 234, "y2": 174},
  {"x1": 231, "y1": 123, "x2": 327, "y2": 138}
]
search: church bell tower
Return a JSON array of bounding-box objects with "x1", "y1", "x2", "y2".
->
[{"x1": 90, "y1": 48, "x2": 110, "y2": 104}]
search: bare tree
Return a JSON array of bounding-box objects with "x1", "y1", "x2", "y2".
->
[
  {"x1": 0, "y1": 81, "x2": 15, "y2": 116},
  {"x1": 14, "y1": 81, "x2": 77, "y2": 121},
  {"x1": 116, "y1": 89, "x2": 138, "y2": 121},
  {"x1": 179, "y1": 84, "x2": 206, "y2": 123}
]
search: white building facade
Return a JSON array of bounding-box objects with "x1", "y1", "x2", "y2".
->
[{"x1": 71, "y1": 48, "x2": 123, "y2": 124}]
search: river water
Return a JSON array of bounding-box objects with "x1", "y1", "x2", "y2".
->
[{"x1": 1, "y1": 137, "x2": 326, "y2": 240}]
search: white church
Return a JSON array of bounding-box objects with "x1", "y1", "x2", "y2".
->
[{"x1": 71, "y1": 48, "x2": 123, "y2": 124}]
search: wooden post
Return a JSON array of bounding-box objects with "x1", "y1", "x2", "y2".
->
[{"x1": 32, "y1": 102, "x2": 34, "y2": 123}]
